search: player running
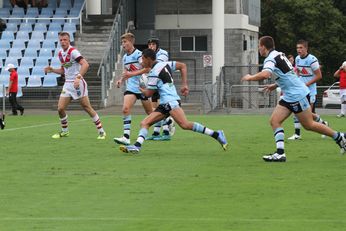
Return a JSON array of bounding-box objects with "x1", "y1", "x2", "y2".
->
[
  {"x1": 288, "y1": 40, "x2": 328, "y2": 140},
  {"x1": 44, "y1": 32, "x2": 106, "y2": 139},
  {"x1": 119, "y1": 48, "x2": 228, "y2": 154},
  {"x1": 242, "y1": 36, "x2": 346, "y2": 162},
  {"x1": 113, "y1": 33, "x2": 153, "y2": 145}
]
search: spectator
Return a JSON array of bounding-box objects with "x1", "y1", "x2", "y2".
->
[
  {"x1": 5, "y1": 63, "x2": 24, "y2": 116},
  {"x1": 10, "y1": 0, "x2": 29, "y2": 8}
]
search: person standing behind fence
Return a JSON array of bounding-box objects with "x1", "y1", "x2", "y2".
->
[
  {"x1": 287, "y1": 40, "x2": 328, "y2": 140},
  {"x1": 44, "y1": 32, "x2": 106, "y2": 140},
  {"x1": 5, "y1": 63, "x2": 24, "y2": 116},
  {"x1": 241, "y1": 36, "x2": 346, "y2": 162},
  {"x1": 333, "y1": 61, "x2": 346, "y2": 118}
]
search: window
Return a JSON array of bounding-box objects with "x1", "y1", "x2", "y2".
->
[{"x1": 181, "y1": 36, "x2": 207, "y2": 52}]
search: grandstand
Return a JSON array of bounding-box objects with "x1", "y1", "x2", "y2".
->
[{"x1": 0, "y1": 0, "x2": 114, "y2": 109}]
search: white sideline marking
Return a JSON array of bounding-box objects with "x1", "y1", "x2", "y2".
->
[
  {"x1": 0, "y1": 217, "x2": 345, "y2": 222},
  {"x1": 2, "y1": 116, "x2": 113, "y2": 132}
]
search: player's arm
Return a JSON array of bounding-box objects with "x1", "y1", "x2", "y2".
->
[
  {"x1": 241, "y1": 70, "x2": 271, "y2": 82},
  {"x1": 334, "y1": 66, "x2": 342, "y2": 78},
  {"x1": 140, "y1": 88, "x2": 156, "y2": 97},
  {"x1": 122, "y1": 67, "x2": 151, "y2": 80},
  {"x1": 175, "y1": 61, "x2": 189, "y2": 96},
  {"x1": 73, "y1": 58, "x2": 89, "y2": 88},
  {"x1": 306, "y1": 68, "x2": 322, "y2": 86},
  {"x1": 44, "y1": 65, "x2": 64, "y2": 75},
  {"x1": 6, "y1": 78, "x2": 13, "y2": 95}
]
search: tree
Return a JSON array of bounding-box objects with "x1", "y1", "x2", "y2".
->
[{"x1": 261, "y1": 0, "x2": 346, "y2": 84}]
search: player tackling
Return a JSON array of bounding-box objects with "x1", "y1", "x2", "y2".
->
[{"x1": 44, "y1": 32, "x2": 106, "y2": 139}]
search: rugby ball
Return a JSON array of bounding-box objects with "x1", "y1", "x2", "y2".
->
[{"x1": 139, "y1": 74, "x2": 148, "y2": 88}]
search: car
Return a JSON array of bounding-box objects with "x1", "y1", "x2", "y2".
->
[{"x1": 322, "y1": 82, "x2": 340, "y2": 108}]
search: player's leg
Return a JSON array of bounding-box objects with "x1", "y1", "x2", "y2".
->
[
  {"x1": 147, "y1": 100, "x2": 162, "y2": 140},
  {"x1": 296, "y1": 108, "x2": 346, "y2": 153},
  {"x1": 8, "y1": 93, "x2": 17, "y2": 115},
  {"x1": 52, "y1": 96, "x2": 71, "y2": 138},
  {"x1": 114, "y1": 93, "x2": 137, "y2": 145},
  {"x1": 119, "y1": 111, "x2": 165, "y2": 154},
  {"x1": 338, "y1": 91, "x2": 346, "y2": 117},
  {"x1": 168, "y1": 102, "x2": 228, "y2": 150},
  {"x1": 263, "y1": 104, "x2": 292, "y2": 162},
  {"x1": 79, "y1": 96, "x2": 106, "y2": 139},
  {"x1": 309, "y1": 95, "x2": 328, "y2": 138},
  {"x1": 288, "y1": 115, "x2": 301, "y2": 140}
]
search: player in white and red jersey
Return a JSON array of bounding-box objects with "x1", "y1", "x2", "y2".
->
[
  {"x1": 113, "y1": 33, "x2": 153, "y2": 146},
  {"x1": 44, "y1": 32, "x2": 106, "y2": 140}
]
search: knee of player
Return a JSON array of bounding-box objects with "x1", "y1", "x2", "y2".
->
[
  {"x1": 140, "y1": 120, "x2": 150, "y2": 128},
  {"x1": 122, "y1": 106, "x2": 131, "y2": 114},
  {"x1": 57, "y1": 107, "x2": 65, "y2": 114},
  {"x1": 179, "y1": 121, "x2": 192, "y2": 130}
]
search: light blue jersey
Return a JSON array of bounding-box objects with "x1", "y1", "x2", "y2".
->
[
  {"x1": 156, "y1": 48, "x2": 169, "y2": 62},
  {"x1": 122, "y1": 49, "x2": 142, "y2": 93},
  {"x1": 295, "y1": 54, "x2": 320, "y2": 96},
  {"x1": 263, "y1": 50, "x2": 309, "y2": 102},
  {"x1": 146, "y1": 61, "x2": 180, "y2": 104}
]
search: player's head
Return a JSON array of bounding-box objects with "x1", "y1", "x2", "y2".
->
[
  {"x1": 296, "y1": 39, "x2": 308, "y2": 57},
  {"x1": 141, "y1": 48, "x2": 157, "y2": 68},
  {"x1": 121, "y1": 32, "x2": 135, "y2": 51},
  {"x1": 342, "y1": 61, "x2": 346, "y2": 71},
  {"x1": 147, "y1": 37, "x2": 160, "y2": 52},
  {"x1": 258, "y1": 36, "x2": 275, "y2": 57},
  {"x1": 58, "y1": 31, "x2": 71, "y2": 50},
  {"x1": 287, "y1": 54, "x2": 295, "y2": 65}
]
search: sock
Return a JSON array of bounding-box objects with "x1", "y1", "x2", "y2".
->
[
  {"x1": 152, "y1": 121, "x2": 162, "y2": 136},
  {"x1": 60, "y1": 115, "x2": 68, "y2": 132},
  {"x1": 333, "y1": 132, "x2": 341, "y2": 142},
  {"x1": 123, "y1": 115, "x2": 131, "y2": 139},
  {"x1": 92, "y1": 114, "x2": 104, "y2": 133},
  {"x1": 341, "y1": 104, "x2": 346, "y2": 115},
  {"x1": 293, "y1": 116, "x2": 301, "y2": 136},
  {"x1": 192, "y1": 122, "x2": 219, "y2": 139},
  {"x1": 162, "y1": 119, "x2": 169, "y2": 135},
  {"x1": 134, "y1": 128, "x2": 148, "y2": 147},
  {"x1": 274, "y1": 127, "x2": 285, "y2": 154},
  {"x1": 314, "y1": 114, "x2": 325, "y2": 124}
]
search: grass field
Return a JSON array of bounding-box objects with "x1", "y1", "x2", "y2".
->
[{"x1": 1, "y1": 113, "x2": 346, "y2": 231}]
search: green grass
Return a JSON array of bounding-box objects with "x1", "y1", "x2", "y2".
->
[{"x1": 1, "y1": 113, "x2": 346, "y2": 230}]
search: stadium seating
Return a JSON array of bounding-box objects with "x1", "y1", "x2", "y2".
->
[
  {"x1": 0, "y1": 84, "x2": 4, "y2": 97},
  {"x1": 27, "y1": 75, "x2": 42, "y2": 87},
  {"x1": 43, "y1": 75, "x2": 58, "y2": 87}
]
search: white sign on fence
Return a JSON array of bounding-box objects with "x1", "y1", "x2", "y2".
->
[{"x1": 203, "y1": 54, "x2": 212, "y2": 67}]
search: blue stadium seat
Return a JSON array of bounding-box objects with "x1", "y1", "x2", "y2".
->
[
  {"x1": 0, "y1": 49, "x2": 8, "y2": 64},
  {"x1": 2, "y1": 0, "x2": 12, "y2": 8},
  {"x1": 7, "y1": 16, "x2": 22, "y2": 24},
  {"x1": 33, "y1": 23, "x2": 48, "y2": 32},
  {"x1": 40, "y1": 8, "x2": 54, "y2": 17},
  {"x1": 5, "y1": 57, "x2": 19, "y2": 67},
  {"x1": 38, "y1": 48, "x2": 53, "y2": 58},
  {"x1": 47, "y1": 0, "x2": 58, "y2": 8},
  {"x1": 42, "y1": 40, "x2": 56, "y2": 50},
  {"x1": 31, "y1": 66, "x2": 46, "y2": 78},
  {"x1": 0, "y1": 40, "x2": 11, "y2": 50},
  {"x1": 26, "y1": 7, "x2": 39, "y2": 17},
  {"x1": 51, "y1": 15, "x2": 66, "y2": 25},
  {"x1": 11, "y1": 40, "x2": 26, "y2": 49},
  {"x1": 16, "y1": 86, "x2": 23, "y2": 97},
  {"x1": 11, "y1": 7, "x2": 25, "y2": 17},
  {"x1": 0, "y1": 74, "x2": 9, "y2": 87},
  {"x1": 50, "y1": 57, "x2": 61, "y2": 67},
  {"x1": 0, "y1": 8, "x2": 10, "y2": 18},
  {"x1": 55, "y1": 8, "x2": 67, "y2": 16},
  {"x1": 1, "y1": 31, "x2": 15, "y2": 40},
  {"x1": 4, "y1": 23, "x2": 18, "y2": 32},
  {"x1": 31, "y1": 31, "x2": 45, "y2": 42},
  {"x1": 63, "y1": 22, "x2": 76, "y2": 32},
  {"x1": 20, "y1": 57, "x2": 35, "y2": 68},
  {"x1": 43, "y1": 75, "x2": 58, "y2": 87},
  {"x1": 19, "y1": 23, "x2": 33, "y2": 32},
  {"x1": 59, "y1": 0, "x2": 72, "y2": 9},
  {"x1": 16, "y1": 31, "x2": 30, "y2": 41},
  {"x1": 27, "y1": 75, "x2": 42, "y2": 87},
  {"x1": 27, "y1": 40, "x2": 41, "y2": 50},
  {"x1": 17, "y1": 68, "x2": 29, "y2": 86},
  {"x1": 46, "y1": 31, "x2": 59, "y2": 42},
  {"x1": 35, "y1": 56, "x2": 49, "y2": 67},
  {"x1": 8, "y1": 48, "x2": 23, "y2": 58},
  {"x1": 48, "y1": 22, "x2": 62, "y2": 31},
  {"x1": 24, "y1": 48, "x2": 38, "y2": 58},
  {"x1": 36, "y1": 15, "x2": 51, "y2": 24}
]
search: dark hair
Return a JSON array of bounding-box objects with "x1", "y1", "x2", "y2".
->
[
  {"x1": 297, "y1": 39, "x2": 308, "y2": 48},
  {"x1": 259, "y1": 36, "x2": 275, "y2": 50},
  {"x1": 142, "y1": 48, "x2": 156, "y2": 61},
  {"x1": 147, "y1": 37, "x2": 160, "y2": 47}
]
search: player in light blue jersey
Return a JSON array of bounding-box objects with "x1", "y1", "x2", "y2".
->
[
  {"x1": 242, "y1": 36, "x2": 346, "y2": 162},
  {"x1": 119, "y1": 48, "x2": 228, "y2": 154},
  {"x1": 114, "y1": 33, "x2": 153, "y2": 146},
  {"x1": 146, "y1": 37, "x2": 176, "y2": 141},
  {"x1": 288, "y1": 40, "x2": 328, "y2": 140}
]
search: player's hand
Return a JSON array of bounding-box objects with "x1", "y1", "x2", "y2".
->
[
  {"x1": 44, "y1": 66, "x2": 52, "y2": 74},
  {"x1": 180, "y1": 85, "x2": 189, "y2": 96},
  {"x1": 241, "y1": 74, "x2": 252, "y2": 81},
  {"x1": 73, "y1": 79, "x2": 80, "y2": 89},
  {"x1": 263, "y1": 84, "x2": 277, "y2": 93},
  {"x1": 121, "y1": 70, "x2": 131, "y2": 80}
]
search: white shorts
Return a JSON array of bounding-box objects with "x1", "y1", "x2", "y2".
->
[
  {"x1": 340, "y1": 89, "x2": 346, "y2": 102},
  {"x1": 60, "y1": 79, "x2": 88, "y2": 100}
]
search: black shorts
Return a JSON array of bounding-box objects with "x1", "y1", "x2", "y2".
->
[
  {"x1": 278, "y1": 95, "x2": 310, "y2": 114},
  {"x1": 155, "y1": 100, "x2": 181, "y2": 117},
  {"x1": 151, "y1": 91, "x2": 160, "y2": 102},
  {"x1": 124, "y1": 90, "x2": 149, "y2": 101}
]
